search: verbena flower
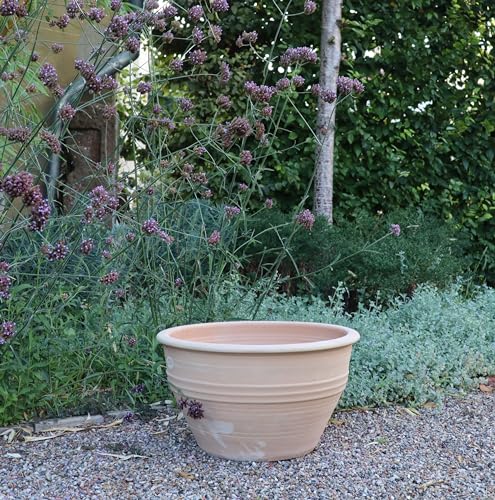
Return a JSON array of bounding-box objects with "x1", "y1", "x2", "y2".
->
[
  {"x1": 296, "y1": 209, "x2": 315, "y2": 230},
  {"x1": 280, "y1": 46, "x2": 317, "y2": 66},
  {"x1": 137, "y1": 81, "x2": 152, "y2": 94},
  {"x1": 337, "y1": 76, "x2": 365, "y2": 95},
  {"x1": 42, "y1": 241, "x2": 69, "y2": 261},
  {"x1": 192, "y1": 27, "x2": 205, "y2": 45},
  {"x1": 169, "y1": 59, "x2": 183, "y2": 72},
  {"x1": 304, "y1": 0, "x2": 317, "y2": 15},
  {"x1": 265, "y1": 198, "x2": 273, "y2": 209},
  {"x1": 0, "y1": 321, "x2": 16, "y2": 345},
  {"x1": 224, "y1": 206, "x2": 241, "y2": 219},
  {"x1": 390, "y1": 224, "x2": 401, "y2": 237},
  {"x1": 178, "y1": 98, "x2": 193, "y2": 112},
  {"x1": 236, "y1": 30, "x2": 258, "y2": 47},
  {"x1": 38, "y1": 63, "x2": 59, "y2": 89},
  {"x1": 210, "y1": 25, "x2": 222, "y2": 43},
  {"x1": 239, "y1": 183, "x2": 248, "y2": 191},
  {"x1": 80, "y1": 239, "x2": 94, "y2": 255},
  {"x1": 240, "y1": 150, "x2": 253, "y2": 166},
  {"x1": 219, "y1": 62, "x2": 231, "y2": 84},
  {"x1": 87, "y1": 7, "x2": 105, "y2": 22},
  {"x1": 50, "y1": 43, "x2": 64, "y2": 54},
  {"x1": 0, "y1": 274, "x2": 12, "y2": 300},
  {"x1": 40, "y1": 130, "x2": 62, "y2": 154},
  {"x1": 58, "y1": 104, "x2": 76, "y2": 121},
  {"x1": 244, "y1": 81, "x2": 276, "y2": 102},
  {"x1": 189, "y1": 49, "x2": 207, "y2": 66},
  {"x1": 276, "y1": 77, "x2": 291, "y2": 91},
  {"x1": 29, "y1": 199, "x2": 51, "y2": 232},
  {"x1": 207, "y1": 230, "x2": 221, "y2": 245},
  {"x1": 211, "y1": 0, "x2": 229, "y2": 12},
  {"x1": 0, "y1": 171, "x2": 33, "y2": 198},
  {"x1": 216, "y1": 95, "x2": 232, "y2": 109},
  {"x1": 100, "y1": 270, "x2": 120, "y2": 285},
  {"x1": 142, "y1": 218, "x2": 160, "y2": 235},
  {"x1": 188, "y1": 5, "x2": 204, "y2": 23},
  {"x1": 187, "y1": 400, "x2": 204, "y2": 419},
  {"x1": 126, "y1": 36, "x2": 140, "y2": 53}
]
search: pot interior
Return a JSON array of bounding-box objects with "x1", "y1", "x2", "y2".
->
[{"x1": 167, "y1": 322, "x2": 349, "y2": 346}]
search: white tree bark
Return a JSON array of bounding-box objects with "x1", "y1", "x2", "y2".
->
[{"x1": 313, "y1": 0, "x2": 343, "y2": 224}]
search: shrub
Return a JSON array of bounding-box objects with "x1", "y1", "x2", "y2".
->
[{"x1": 246, "y1": 207, "x2": 468, "y2": 305}]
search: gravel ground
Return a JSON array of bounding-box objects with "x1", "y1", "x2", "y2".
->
[{"x1": 1, "y1": 392, "x2": 494, "y2": 500}]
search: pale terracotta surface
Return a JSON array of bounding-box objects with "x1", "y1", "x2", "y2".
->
[{"x1": 157, "y1": 321, "x2": 360, "y2": 461}]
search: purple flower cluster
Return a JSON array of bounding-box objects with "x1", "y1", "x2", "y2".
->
[
  {"x1": 40, "y1": 130, "x2": 62, "y2": 154},
  {"x1": 280, "y1": 46, "x2": 317, "y2": 67},
  {"x1": 224, "y1": 206, "x2": 241, "y2": 219},
  {"x1": 276, "y1": 77, "x2": 291, "y2": 91},
  {"x1": 137, "y1": 81, "x2": 152, "y2": 94},
  {"x1": 87, "y1": 7, "x2": 105, "y2": 22},
  {"x1": 84, "y1": 185, "x2": 119, "y2": 223},
  {"x1": 50, "y1": 43, "x2": 64, "y2": 54},
  {"x1": 312, "y1": 84, "x2": 336, "y2": 103},
  {"x1": 100, "y1": 270, "x2": 120, "y2": 285},
  {"x1": 0, "y1": 0, "x2": 26, "y2": 17},
  {"x1": 292, "y1": 75, "x2": 305, "y2": 87},
  {"x1": 141, "y1": 218, "x2": 160, "y2": 235},
  {"x1": 178, "y1": 98, "x2": 193, "y2": 112},
  {"x1": 80, "y1": 239, "x2": 94, "y2": 255},
  {"x1": 240, "y1": 150, "x2": 253, "y2": 166},
  {"x1": 58, "y1": 104, "x2": 77, "y2": 121},
  {"x1": 265, "y1": 198, "x2": 273, "y2": 209},
  {"x1": 192, "y1": 27, "x2": 205, "y2": 45},
  {"x1": 38, "y1": 63, "x2": 59, "y2": 89},
  {"x1": 216, "y1": 95, "x2": 231, "y2": 109},
  {"x1": 162, "y1": 4, "x2": 178, "y2": 18},
  {"x1": 0, "y1": 270, "x2": 12, "y2": 300},
  {"x1": 66, "y1": 0, "x2": 83, "y2": 19},
  {"x1": 336, "y1": 76, "x2": 365, "y2": 95},
  {"x1": 0, "y1": 171, "x2": 50, "y2": 231},
  {"x1": 207, "y1": 230, "x2": 221, "y2": 245},
  {"x1": 162, "y1": 30, "x2": 174, "y2": 43},
  {"x1": 390, "y1": 224, "x2": 401, "y2": 237},
  {"x1": 0, "y1": 126, "x2": 31, "y2": 143},
  {"x1": 236, "y1": 30, "x2": 258, "y2": 47},
  {"x1": 101, "y1": 104, "x2": 117, "y2": 120},
  {"x1": 74, "y1": 59, "x2": 117, "y2": 93},
  {"x1": 187, "y1": 400, "x2": 204, "y2": 419},
  {"x1": 106, "y1": 15, "x2": 129, "y2": 39},
  {"x1": 211, "y1": 0, "x2": 229, "y2": 12},
  {"x1": 228, "y1": 117, "x2": 252, "y2": 138},
  {"x1": 0, "y1": 171, "x2": 33, "y2": 198},
  {"x1": 188, "y1": 49, "x2": 207, "y2": 66},
  {"x1": 296, "y1": 209, "x2": 316, "y2": 230},
  {"x1": 54, "y1": 14, "x2": 70, "y2": 28},
  {"x1": 238, "y1": 183, "x2": 248, "y2": 192},
  {"x1": 169, "y1": 59, "x2": 183, "y2": 73},
  {"x1": 0, "y1": 321, "x2": 16, "y2": 345},
  {"x1": 244, "y1": 81, "x2": 276, "y2": 103},
  {"x1": 42, "y1": 241, "x2": 69, "y2": 261},
  {"x1": 188, "y1": 5, "x2": 204, "y2": 23},
  {"x1": 158, "y1": 230, "x2": 174, "y2": 244},
  {"x1": 110, "y1": 0, "x2": 121, "y2": 11},
  {"x1": 219, "y1": 62, "x2": 231, "y2": 84},
  {"x1": 210, "y1": 24, "x2": 222, "y2": 43},
  {"x1": 304, "y1": 0, "x2": 317, "y2": 14},
  {"x1": 126, "y1": 36, "x2": 140, "y2": 53}
]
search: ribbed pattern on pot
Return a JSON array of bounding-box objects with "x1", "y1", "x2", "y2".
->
[{"x1": 165, "y1": 345, "x2": 353, "y2": 461}]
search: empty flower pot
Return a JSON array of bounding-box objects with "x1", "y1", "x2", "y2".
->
[{"x1": 157, "y1": 321, "x2": 359, "y2": 461}]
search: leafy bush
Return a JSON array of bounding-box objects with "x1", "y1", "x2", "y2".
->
[{"x1": 246, "y1": 207, "x2": 468, "y2": 305}]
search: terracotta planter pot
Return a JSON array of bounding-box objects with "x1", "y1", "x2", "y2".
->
[{"x1": 156, "y1": 321, "x2": 359, "y2": 461}]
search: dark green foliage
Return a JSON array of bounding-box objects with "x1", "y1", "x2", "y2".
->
[{"x1": 246, "y1": 208, "x2": 468, "y2": 305}]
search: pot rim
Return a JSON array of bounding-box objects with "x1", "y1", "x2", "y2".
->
[{"x1": 156, "y1": 321, "x2": 360, "y2": 353}]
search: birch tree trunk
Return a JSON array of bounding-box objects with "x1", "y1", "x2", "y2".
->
[{"x1": 313, "y1": 0, "x2": 343, "y2": 224}]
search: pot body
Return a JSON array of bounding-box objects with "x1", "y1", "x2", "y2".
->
[{"x1": 157, "y1": 321, "x2": 359, "y2": 461}]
